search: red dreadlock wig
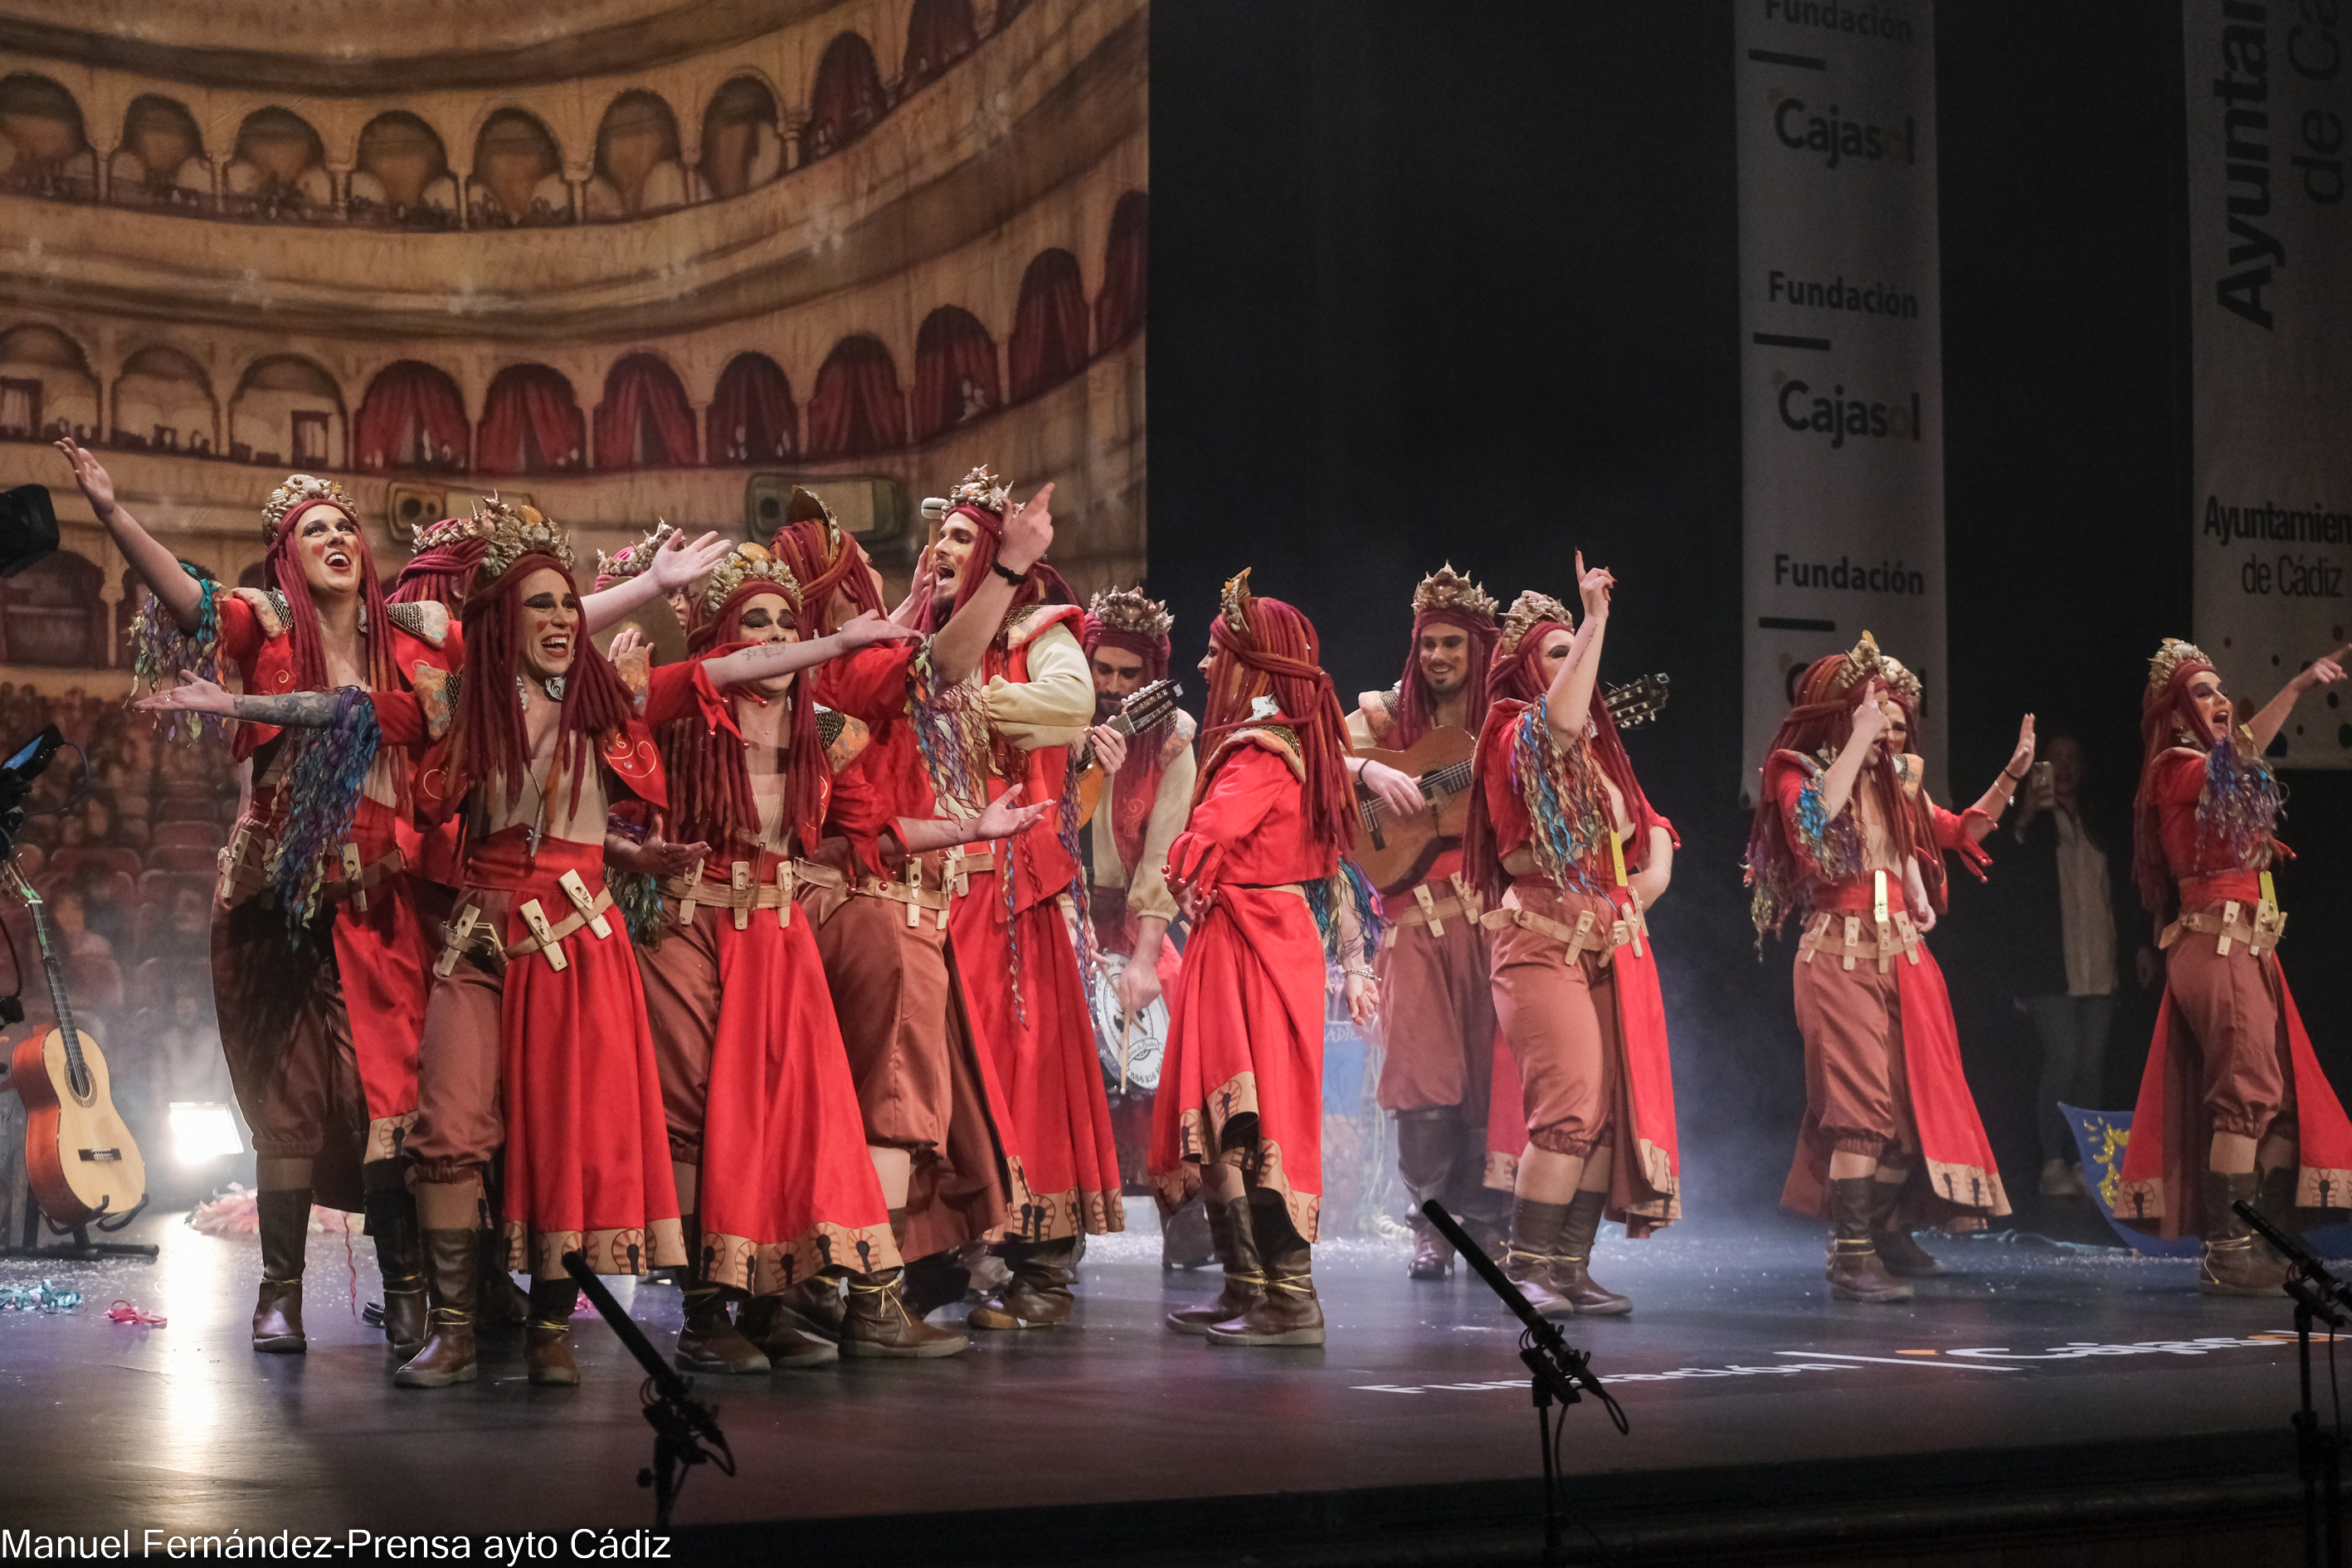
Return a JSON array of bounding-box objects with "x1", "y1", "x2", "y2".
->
[
  {"x1": 2131, "y1": 640, "x2": 2280, "y2": 918},
  {"x1": 387, "y1": 519, "x2": 488, "y2": 610},
  {"x1": 267, "y1": 496, "x2": 394, "y2": 694},
  {"x1": 455, "y1": 554, "x2": 636, "y2": 815},
  {"x1": 769, "y1": 488, "x2": 886, "y2": 636},
  {"x1": 1197, "y1": 571, "x2": 1356, "y2": 855},
  {"x1": 1743, "y1": 645, "x2": 1925, "y2": 936},
  {"x1": 661, "y1": 573, "x2": 829, "y2": 858}
]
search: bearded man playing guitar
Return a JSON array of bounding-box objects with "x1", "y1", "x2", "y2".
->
[
  {"x1": 1346, "y1": 566, "x2": 1510, "y2": 1279},
  {"x1": 1076, "y1": 588, "x2": 1201, "y2": 1267}
]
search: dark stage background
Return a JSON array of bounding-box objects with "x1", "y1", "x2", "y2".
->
[{"x1": 1147, "y1": 1, "x2": 2352, "y2": 1217}]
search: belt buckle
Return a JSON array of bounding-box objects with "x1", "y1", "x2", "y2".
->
[
  {"x1": 679, "y1": 857, "x2": 705, "y2": 925},
  {"x1": 340, "y1": 843, "x2": 368, "y2": 913},
  {"x1": 558, "y1": 869, "x2": 611, "y2": 938},
  {"x1": 731, "y1": 860, "x2": 754, "y2": 931},
  {"x1": 775, "y1": 860, "x2": 794, "y2": 928},
  {"x1": 519, "y1": 898, "x2": 567, "y2": 971},
  {"x1": 435, "y1": 906, "x2": 480, "y2": 977}
]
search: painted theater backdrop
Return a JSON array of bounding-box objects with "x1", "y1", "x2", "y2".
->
[{"x1": 0, "y1": 0, "x2": 1146, "y2": 1142}]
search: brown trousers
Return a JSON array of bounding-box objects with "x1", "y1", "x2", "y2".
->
[
  {"x1": 213, "y1": 894, "x2": 366, "y2": 1204},
  {"x1": 1375, "y1": 913, "x2": 1497, "y2": 1117},
  {"x1": 1792, "y1": 950, "x2": 1913, "y2": 1158},
  {"x1": 1488, "y1": 885, "x2": 1619, "y2": 1159},
  {"x1": 2164, "y1": 937, "x2": 2295, "y2": 1142},
  {"x1": 404, "y1": 889, "x2": 514, "y2": 1184}
]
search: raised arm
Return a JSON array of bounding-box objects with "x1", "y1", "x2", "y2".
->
[
  {"x1": 1813, "y1": 680, "x2": 1887, "y2": 821},
  {"x1": 56, "y1": 439, "x2": 207, "y2": 631},
  {"x1": 2247, "y1": 645, "x2": 2349, "y2": 753},
  {"x1": 582, "y1": 528, "x2": 737, "y2": 635},
  {"x1": 929, "y1": 483, "x2": 1054, "y2": 685},
  {"x1": 1958, "y1": 713, "x2": 2036, "y2": 842},
  {"x1": 697, "y1": 611, "x2": 918, "y2": 688},
  {"x1": 1544, "y1": 553, "x2": 1614, "y2": 741}
]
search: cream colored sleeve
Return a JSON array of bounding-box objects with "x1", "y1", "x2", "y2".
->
[
  {"x1": 984, "y1": 621, "x2": 1095, "y2": 751},
  {"x1": 1123, "y1": 738, "x2": 1198, "y2": 924},
  {"x1": 1346, "y1": 707, "x2": 1377, "y2": 754}
]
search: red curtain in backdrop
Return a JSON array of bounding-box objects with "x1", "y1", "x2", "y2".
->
[
  {"x1": 806, "y1": 34, "x2": 888, "y2": 159},
  {"x1": 902, "y1": 0, "x2": 978, "y2": 91},
  {"x1": 353, "y1": 361, "x2": 470, "y2": 472},
  {"x1": 806, "y1": 335, "x2": 907, "y2": 460},
  {"x1": 593, "y1": 353, "x2": 698, "y2": 470},
  {"x1": 1008, "y1": 249, "x2": 1089, "y2": 402},
  {"x1": 708, "y1": 353, "x2": 797, "y2": 465},
  {"x1": 912, "y1": 307, "x2": 1000, "y2": 442},
  {"x1": 477, "y1": 364, "x2": 585, "y2": 475},
  {"x1": 1095, "y1": 191, "x2": 1149, "y2": 349}
]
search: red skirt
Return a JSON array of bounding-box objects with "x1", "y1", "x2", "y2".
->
[
  {"x1": 2117, "y1": 922, "x2": 2352, "y2": 1237},
  {"x1": 472, "y1": 827, "x2": 684, "y2": 1276},
  {"x1": 948, "y1": 865, "x2": 1125, "y2": 1239},
  {"x1": 1148, "y1": 885, "x2": 1327, "y2": 1242},
  {"x1": 639, "y1": 853, "x2": 898, "y2": 1289}
]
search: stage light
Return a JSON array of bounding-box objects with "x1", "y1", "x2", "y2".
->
[{"x1": 168, "y1": 1102, "x2": 243, "y2": 1166}]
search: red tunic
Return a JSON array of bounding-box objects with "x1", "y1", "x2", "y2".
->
[
  {"x1": 206, "y1": 591, "x2": 459, "y2": 1196},
  {"x1": 1148, "y1": 728, "x2": 1334, "y2": 1242},
  {"x1": 1473, "y1": 699, "x2": 1680, "y2": 1234},
  {"x1": 634, "y1": 658, "x2": 897, "y2": 1288},
  {"x1": 2116, "y1": 749, "x2": 2352, "y2": 1234},
  {"x1": 1764, "y1": 749, "x2": 2007, "y2": 1227}
]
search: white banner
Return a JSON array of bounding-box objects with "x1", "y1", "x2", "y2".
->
[
  {"x1": 2186, "y1": 0, "x2": 2352, "y2": 767},
  {"x1": 1736, "y1": 0, "x2": 1946, "y2": 802}
]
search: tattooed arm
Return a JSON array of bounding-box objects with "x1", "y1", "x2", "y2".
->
[{"x1": 134, "y1": 675, "x2": 341, "y2": 728}]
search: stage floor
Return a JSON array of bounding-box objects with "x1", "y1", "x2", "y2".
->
[{"x1": 0, "y1": 1205, "x2": 2323, "y2": 1560}]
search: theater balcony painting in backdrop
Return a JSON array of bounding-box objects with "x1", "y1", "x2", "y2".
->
[{"x1": 0, "y1": 0, "x2": 1146, "y2": 1147}]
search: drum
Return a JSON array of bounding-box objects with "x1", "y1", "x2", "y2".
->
[{"x1": 1089, "y1": 950, "x2": 1170, "y2": 1092}]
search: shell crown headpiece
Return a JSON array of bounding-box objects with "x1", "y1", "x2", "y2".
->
[
  {"x1": 1877, "y1": 651, "x2": 1924, "y2": 705},
  {"x1": 1088, "y1": 586, "x2": 1174, "y2": 643},
  {"x1": 1219, "y1": 567, "x2": 1256, "y2": 636},
  {"x1": 947, "y1": 465, "x2": 1010, "y2": 518},
  {"x1": 472, "y1": 493, "x2": 574, "y2": 583},
  {"x1": 261, "y1": 475, "x2": 358, "y2": 542},
  {"x1": 592, "y1": 519, "x2": 678, "y2": 583},
  {"x1": 2149, "y1": 636, "x2": 2214, "y2": 693},
  {"x1": 1835, "y1": 629, "x2": 1897, "y2": 694},
  {"x1": 411, "y1": 513, "x2": 485, "y2": 553},
  {"x1": 1497, "y1": 590, "x2": 1573, "y2": 656},
  {"x1": 700, "y1": 542, "x2": 800, "y2": 620},
  {"x1": 1411, "y1": 563, "x2": 1499, "y2": 626}
]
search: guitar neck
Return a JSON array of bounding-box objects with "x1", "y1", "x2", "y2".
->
[{"x1": 18, "y1": 889, "x2": 88, "y2": 1090}]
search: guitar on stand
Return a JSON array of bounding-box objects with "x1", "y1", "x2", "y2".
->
[
  {"x1": 0, "y1": 724, "x2": 155, "y2": 1263},
  {"x1": 1351, "y1": 674, "x2": 1672, "y2": 895}
]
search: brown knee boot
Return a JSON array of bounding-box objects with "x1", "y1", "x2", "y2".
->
[
  {"x1": 1546, "y1": 1190, "x2": 1632, "y2": 1315},
  {"x1": 970, "y1": 1237, "x2": 1080, "y2": 1331},
  {"x1": 363, "y1": 1182, "x2": 428, "y2": 1357},
  {"x1": 674, "y1": 1217, "x2": 770, "y2": 1374},
  {"x1": 1826, "y1": 1176, "x2": 1912, "y2": 1303},
  {"x1": 1396, "y1": 1112, "x2": 1461, "y2": 1281},
  {"x1": 1161, "y1": 1192, "x2": 1218, "y2": 1273},
  {"x1": 736, "y1": 1293, "x2": 840, "y2": 1367},
  {"x1": 1870, "y1": 1172, "x2": 1946, "y2": 1278},
  {"x1": 840, "y1": 1268, "x2": 970, "y2": 1357},
  {"x1": 1206, "y1": 1191, "x2": 1324, "y2": 1346},
  {"x1": 393, "y1": 1229, "x2": 480, "y2": 1388},
  {"x1": 476, "y1": 1228, "x2": 531, "y2": 1334},
  {"x1": 1502, "y1": 1195, "x2": 1574, "y2": 1320},
  {"x1": 2201, "y1": 1169, "x2": 2288, "y2": 1296},
  {"x1": 2254, "y1": 1163, "x2": 2304, "y2": 1266},
  {"x1": 525, "y1": 1278, "x2": 582, "y2": 1385},
  {"x1": 252, "y1": 1187, "x2": 311, "y2": 1354},
  {"x1": 1167, "y1": 1194, "x2": 1264, "y2": 1336}
]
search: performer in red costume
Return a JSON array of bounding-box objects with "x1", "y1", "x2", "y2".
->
[
  {"x1": 916, "y1": 466, "x2": 1126, "y2": 1332},
  {"x1": 1461, "y1": 572, "x2": 1679, "y2": 1317},
  {"x1": 1154, "y1": 569, "x2": 1378, "y2": 1349},
  {"x1": 2116, "y1": 638, "x2": 2352, "y2": 1293},
  {"x1": 140, "y1": 500, "x2": 758, "y2": 1390},
  {"x1": 1077, "y1": 588, "x2": 1205, "y2": 1268},
  {"x1": 62, "y1": 439, "x2": 454, "y2": 1362},
  {"x1": 620, "y1": 545, "x2": 918, "y2": 1371},
  {"x1": 771, "y1": 485, "x2": 1056, "y2": 1354},
  {"x1": 1347, "y1": 566, "x2": 1510, "y2": 1280},
  {"x1": 1746, "y1": 631, "x2": 2030, "y2": 1303}
]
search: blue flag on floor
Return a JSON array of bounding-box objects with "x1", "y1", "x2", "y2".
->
[{"x1": 2065, "y1": 1103, "x2": 2352, "y2": 1259}]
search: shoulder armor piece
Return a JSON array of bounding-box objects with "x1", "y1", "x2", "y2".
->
[{"x1": 385, "y1": 600, "x2": 450, "y2": 649}]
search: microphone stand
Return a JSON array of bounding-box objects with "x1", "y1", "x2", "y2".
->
[
  {"x1": 2237, "y1": 1200, "x2": 2348, "y2": 1568},
  {"x1": 561, "y1": 1250, "x2": 734, "y2": 1527},
  {"x1": 1421, "y1": 1200, "x2": 1627, "y2": 1567}
]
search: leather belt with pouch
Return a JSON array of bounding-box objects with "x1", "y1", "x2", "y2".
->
[
  {"x1": 853, "y1": 859, "x2": 957, "y2": 929},
  {"x1": 435, "y1": 869, "x2": 615, "y2": 976},
  {"x1": 660, "y1": 856, "x2": 826, "y2": 931},
  {"x1": 2160, "y1": 898, "x2": 2285, "y2": 960},
  {"x1": 942, "y1": 844, "x2": 996, "y2": 897},
  {"x1": 1382, "y1": 874, "x2": 1487, "y2": 947},
  {"x1": 218, "y1": 820, "x2": 402, "y2": 912},
  {"x1": 1478, "y1": 901, "x2": 1629, "y2": 964}
]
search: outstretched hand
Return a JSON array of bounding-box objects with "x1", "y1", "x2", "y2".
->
[
  {"x1": 2005, "y1": 713, "x2": 2037, "y2": 777},
  {"x1": 834, "y1": 609, "x2": 922, "y2": 650},
  {"x1": 971, "y1": 783, "x2": 1054, "y2": 841},
  {"x1": 650, "y1": 529, "x2": 737, "y2": 591},
  {"x1": 2296, "y1": 645, "x2": 2351, "y2": 694},
  {"x1": 606, "y1": 625, "x2": 648, "y2": 665},
  {"x1": 133, "y1": 673, "x2": 234, "y2": 717},
  {"x1": 55, "y1": 439, "x2": 117, "y2": 519}
]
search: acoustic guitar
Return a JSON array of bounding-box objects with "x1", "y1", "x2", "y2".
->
[
  {"x1": 1072, "y1": 679, "x2": 1185, "y2": 827},
  {"x1": 1351, "y1": 673, "x2": 1672, "y2": 894},
  {"x1": 6, "y1": 859, "x2": 146, "y2": 1230}
]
